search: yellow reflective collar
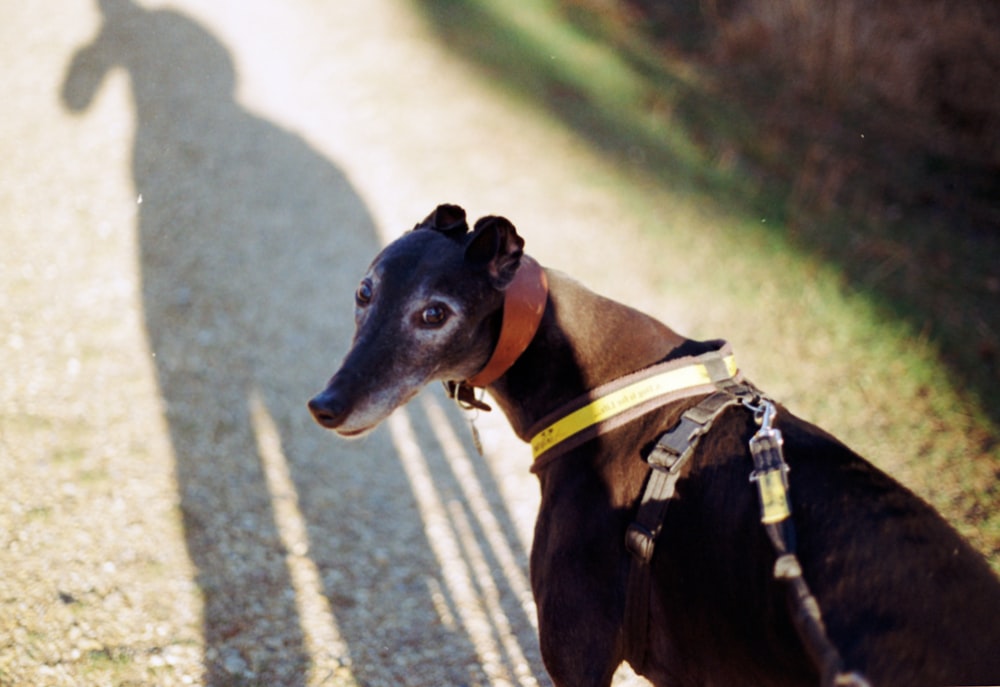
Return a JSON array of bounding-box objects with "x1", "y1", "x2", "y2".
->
[{"x1": 529, "y1": 349, "x2": 739, "y2": 466}]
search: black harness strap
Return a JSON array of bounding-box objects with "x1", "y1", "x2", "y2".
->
[{"x1": 622, "y1": 386, "x2": 870, "y2": 687}]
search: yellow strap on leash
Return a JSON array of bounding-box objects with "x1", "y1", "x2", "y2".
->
[
  {"x1": 756, "y1": 469, "x2": 792, "y2": 524},
  {"x1": 530, "y1": 354, "x2": 738, "y2": 460}
]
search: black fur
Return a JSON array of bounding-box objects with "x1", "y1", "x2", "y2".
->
[{"x1": 310, "y1": 205, "x2": 1000, "y2": 687}]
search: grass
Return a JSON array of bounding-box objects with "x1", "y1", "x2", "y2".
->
[
  {"x1": 417, "y1": 0, "x2": 761, "y2": 207},
  {"x1": 83, "y1": 647, "x2": 134, "y2": 672},
  {"x1": 412, "y1": 0, "x2": 1000, "y2": 569}
]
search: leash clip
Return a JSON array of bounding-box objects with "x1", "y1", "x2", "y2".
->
[
  {"x1": 742, "y1": 395, "x2": 776, "y2": 431},
  {"x1": 746, "y1": 398, "x2": 792, "y2": 525}
]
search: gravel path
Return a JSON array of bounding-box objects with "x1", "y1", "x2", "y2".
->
[{"x1": 2, "y1": 1, "x2": 667, "y2": 685}]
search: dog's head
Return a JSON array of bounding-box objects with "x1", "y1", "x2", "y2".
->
[{"x1": 308, "y1": 204, "x2": 525, "y2": 437}]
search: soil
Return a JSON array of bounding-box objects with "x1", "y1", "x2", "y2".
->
[{"x1": 1, "y1": 1, "x2": 660, "y2": 685}]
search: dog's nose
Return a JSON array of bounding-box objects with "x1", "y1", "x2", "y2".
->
[{"x1": 308, "y1": 391, "x2": 348, "y2": 429}]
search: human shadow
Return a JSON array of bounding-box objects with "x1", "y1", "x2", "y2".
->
[{"x1": 60, "y1": 2, "x2": 548, "y2": 684}]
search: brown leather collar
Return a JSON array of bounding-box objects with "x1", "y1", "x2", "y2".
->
[{"x1": 447, "y1": 255, "x2": 548, "y2": 409}]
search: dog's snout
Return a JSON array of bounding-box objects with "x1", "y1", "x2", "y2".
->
[{"x1": 308, "y1": 391, "x2": 349, "y2": 429}]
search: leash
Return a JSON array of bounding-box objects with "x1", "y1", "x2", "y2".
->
[{"x1": 622, "y1": 381, "x2": 870, "y2": 687}]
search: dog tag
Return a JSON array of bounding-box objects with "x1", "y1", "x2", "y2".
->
[{"x1": 469, "y1": 418, "x2": 484, "y2": 456}]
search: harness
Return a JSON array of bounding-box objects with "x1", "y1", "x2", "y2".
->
[
  {"x1": 528, "y1": 345, "x2": 870, "y2": 687},
  {"x1": 527, "y1": 344, "x2": 739, "y2": 469},
  {"x1": 443, "y1": 256, "x2": 867, "y2": 685}
]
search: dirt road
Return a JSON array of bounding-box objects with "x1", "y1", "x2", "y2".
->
[{"x1": 2, "y1": 1, "x2": 668, "y2": 685}]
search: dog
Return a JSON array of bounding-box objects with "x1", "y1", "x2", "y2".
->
[{"x1": 308, "y1": 204, "x2": 1000, "y2": 687}]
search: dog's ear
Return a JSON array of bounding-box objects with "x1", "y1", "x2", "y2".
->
[
  {"x1": 465, "y1": 215, "x2": 525, "y2": 289},
  {"x1": 414, "y1": 204, "x2": 469, "y2": 239}
]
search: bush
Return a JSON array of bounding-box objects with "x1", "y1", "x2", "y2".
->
[{"x1": 625, "y1": 0, "x2": 1000, "y2": 226}]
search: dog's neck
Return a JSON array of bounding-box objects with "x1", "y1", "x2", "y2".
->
[{"x1": 488, "y1": 269, "x2": 688, "y2": 442}]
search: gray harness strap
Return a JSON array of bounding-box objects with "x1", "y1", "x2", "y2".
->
[
  {"x1": 622, "y1": 383, "x2": 869, "y2": 687},
  {"x1": 622, "y1": 390, "x2": 746, "y2": 669}
]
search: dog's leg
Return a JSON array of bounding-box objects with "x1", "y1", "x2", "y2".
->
[{"x1": 530, "y1": 482, "x2": 627, "y2": 687}]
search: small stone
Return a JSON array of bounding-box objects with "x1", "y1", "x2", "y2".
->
[{"x1": 221, "y1": 648, "x2": 249, "y2": 676}]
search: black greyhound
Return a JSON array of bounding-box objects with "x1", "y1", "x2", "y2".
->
[{"x1": 309, "y1": 205, "x2": 1000, "y2": 687}]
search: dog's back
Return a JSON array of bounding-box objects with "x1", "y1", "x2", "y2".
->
[
  {"x1": 634, "y1": 401, "x2": 1000, "y2": 687},
  {"x1": 523, "y1": 272, "x2": 1000, "y2": 687}
]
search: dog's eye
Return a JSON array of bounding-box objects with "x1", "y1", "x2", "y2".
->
[
  {"x1": 356, "y1": 280, "x2": 373, "y2": 306},
  {"x1": 421, "y1": 304, "x2": 448, "y2": 326}
]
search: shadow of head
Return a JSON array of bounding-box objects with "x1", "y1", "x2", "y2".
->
[{"x1": 62, "y1": 0, "x2": 235, "y2": 116}]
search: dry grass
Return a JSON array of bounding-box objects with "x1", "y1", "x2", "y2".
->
[
  {"x1": 715, "y1": 0, "x2": 1000, "y2": 148},
  {"x1": 625, "y1": 0, "x2": 1000, "y2": 223}
]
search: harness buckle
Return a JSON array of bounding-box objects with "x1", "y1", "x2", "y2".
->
[
  {"x1": 650, "y1": 390, "x2": 743, "y2": 469},
  {"x1": 648, "y1": 415, "x2": 702, "y2": 469}
]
